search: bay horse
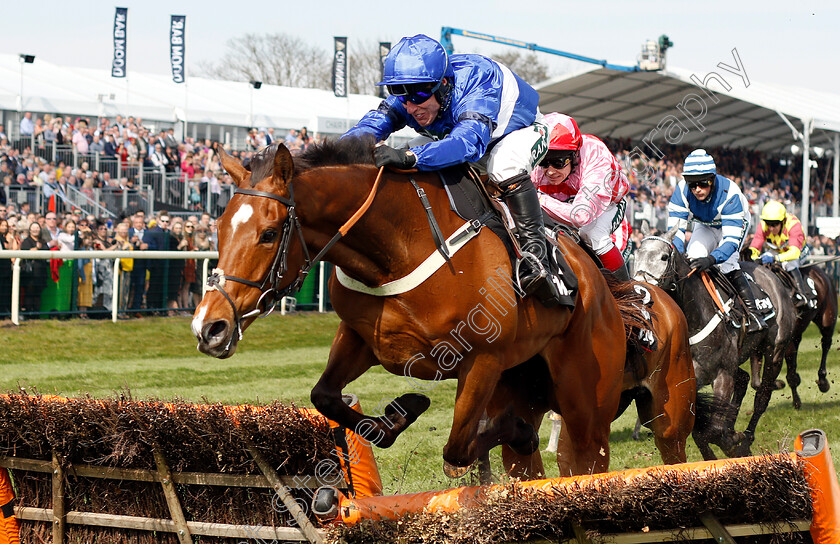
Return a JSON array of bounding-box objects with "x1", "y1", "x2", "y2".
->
[
  {"x1": 633, "y1": 226, "x2": 796, "y2": 459},
  {"x1": 192, "y1": 139, "x2": 686, "y2": 478}
]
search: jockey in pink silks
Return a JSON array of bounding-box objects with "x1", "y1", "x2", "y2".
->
[{"x1": 530, "y1": 112, "x2": 631, "y2": 280}]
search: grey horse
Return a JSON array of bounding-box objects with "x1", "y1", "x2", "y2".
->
[{"x1": 632, "y1": 225, "x2": 796, "y2": 459}]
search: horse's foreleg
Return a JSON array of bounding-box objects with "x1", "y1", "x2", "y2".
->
[
  {"x1": 736, "y1": 349, "x2": 784, "y2": 456},
  {"x1": 551, "y1": 343, "x2": 622, "y2": 476},
  {"x1": 638, "y1": 344, "x2": 695, "y2": 465},
  {"x1": 785, "y1": 335, "x2": 803, "y2": 410},
  {"x1": 817, "y1": 321, "x2": 835, "y2": 393},
  {"x1": 710, "y1": 369, "x2": 745, "y2": 457},
  {"x1": 310, "y1": 322, "x2": 430, "y2": 448},
  {"x1": 442, "y1": 354, "x2": 508, "y2": 477}
]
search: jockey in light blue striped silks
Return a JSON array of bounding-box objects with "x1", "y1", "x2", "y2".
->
[{"x1": 667, "y1": 149, "x2": 766, "y2": 333}]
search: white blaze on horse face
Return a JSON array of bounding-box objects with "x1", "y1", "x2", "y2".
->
[
  {"x1": 192, "y1": 305, "x2": 209, "y2": 339},
  {"x1": 230, "y1": 203, "x2": 254, "y2": 236}
]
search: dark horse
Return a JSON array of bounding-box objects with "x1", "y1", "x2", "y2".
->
[
  {"x1": 739, "y1": 254, "x2": 838, "y2": 409},
  {"x1": 193, "y1": 139, "x2": 694, "y2": 478},
  {"x1": 633, "y1": 226, "x2": 796, "y2": 459}
]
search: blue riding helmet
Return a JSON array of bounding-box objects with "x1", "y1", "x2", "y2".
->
[{"x1": 377, "y1": 34, "x2": 452, "y2": 86}]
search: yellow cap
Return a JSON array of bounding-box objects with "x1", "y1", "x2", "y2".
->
[{"x1": 760, "y1": 201, "x2": 786, "y2": 222}]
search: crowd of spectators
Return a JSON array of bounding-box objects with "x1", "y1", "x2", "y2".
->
[
  {"x1": 1, "y1": 111, "x2": 839, "y2": 320},
  {"x1": 1, "y1": 113, "x2": 329, "y2": 221},
  {"x1": 606, "y1": 139, "x2": 840, "y2": 275},
  {"x1": 0, "y1": 202, "x2": 218, "y2": 319}
]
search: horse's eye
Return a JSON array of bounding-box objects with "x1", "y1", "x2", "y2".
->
[
  {"x1": 660, "y1": 255, "x2": 669, "y2": 261},
  {"x1": 260, "y1": 229, "x2": 278, "y2": 244}
]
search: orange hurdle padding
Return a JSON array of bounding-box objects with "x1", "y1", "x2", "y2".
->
[
  {"x1": 796, "y1": 429, "x2": 840, "y2": 544},
  {"x1": 0, "y1": 394, "x2": 382, "y2": 499},
  {"x1": 337, "y1": 429, "x2": 840, "y2": 535},
  {"x1": 301, "y1": 394, "x2": 382, "y2": 499},
  {"x1": 0, "y1": 467, "x2": 20, "y2": 544}
]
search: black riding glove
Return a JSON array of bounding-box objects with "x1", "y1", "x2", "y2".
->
[
  {"x1": 374, "y1": 145, "x2": 417, "y2": 169},
  {"x1": 689, "y1": 255, "x2": 716, "y2": 272}
]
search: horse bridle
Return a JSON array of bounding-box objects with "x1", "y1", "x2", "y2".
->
[
  {"x1": 206, "y1": 184, "x2": 312, "y2": 347},
  {"x1": 635, "y1": 235, "x2": 679, "y2": 290},
  {"x1": 206, "y1": 168, "x2": 385, "y2": 349}
]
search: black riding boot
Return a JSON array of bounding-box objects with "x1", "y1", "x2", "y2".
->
[
  {"x1": 500, "y1": 173, "x2": 561, "y2": 307},
  {"x1": 790, "y1": 267, "x2": 814, "y2": 308},
  {"x1": 726, "y1": 269, "x2": 767, "y2": 333},
  {"x1": 611, "y1": 263, "x2": 631, "y2": 282}
]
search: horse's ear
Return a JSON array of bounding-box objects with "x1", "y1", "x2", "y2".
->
[
  {"x1": 273, "y1": 143, "x2": 294, "y2": 183},
  {"x1": 640, "y1": 220, "x2": 650, "y2": 237},
  {"x1": 218, "y1": 145, "x2": 248, "y2": 186},
  {"x1": 664, "y1": 224, "x2": 680, "y2": 242}
]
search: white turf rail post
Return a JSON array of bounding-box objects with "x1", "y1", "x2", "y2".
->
[{"x1": 318, "y1": 262, "x2": 326, "y2": 313}]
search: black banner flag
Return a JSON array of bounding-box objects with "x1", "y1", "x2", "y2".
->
[
  {"x1": 111, "y1": 7, "x2": 128, "y2": 78},
  {"x1": 378, "y1": 42, "x2": 391, "y2": 98},
  {"x1": 332, "y1": 37, "x2": 348, "y2": 97},
  {"x1": 170, "y1": 15, "x2": 186, "y2": 84}
]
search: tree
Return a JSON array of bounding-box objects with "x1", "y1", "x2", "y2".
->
[
  {"x1": 490, "y1": 51, "x2": 551, "y2": 86},
  {"x1": 348, "y1": 40, "x2": 386, "y2": 96},
  {"x1": 194, "y1": 33, "x2": 332, "y2": 90}
]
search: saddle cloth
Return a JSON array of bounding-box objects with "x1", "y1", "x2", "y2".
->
[
  {"x1": 436, "y1": 166, "x2": 577, "y2": 308},
  {"x1": 707, "y1": 262, "x2": 776, "y2": 326}
]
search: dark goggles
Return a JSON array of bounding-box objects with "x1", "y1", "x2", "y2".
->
[
  {"x1": 763, "y1": 219, "x2": 782, "y2": 227},
  {"x1": 387, "y1": 80, "x2": 442, "y2": 104},
  {"x1": 687, "y1": 177, "x2": 714, "y2": 189},
  {"x1": 540, "y1": 155, "x2": 572, "y2": 170}
]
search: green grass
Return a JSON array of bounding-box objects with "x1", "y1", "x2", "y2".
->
[{"x1": 0, "y1": 313, "x2": 838, "y2": 494}]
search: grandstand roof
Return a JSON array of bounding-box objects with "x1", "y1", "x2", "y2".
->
[
  {"x1": 536, "y1": 66, "x2": 840, "y2": 155},
  {"x1": 0, "y1": 53, "x2": 387, "y2": 134}
]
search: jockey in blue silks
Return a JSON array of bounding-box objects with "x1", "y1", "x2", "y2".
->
[
  {"x1": 343, "y1": 34, "x2": 562, "y2": 307},
  {"x1": 667, "y1": 149, "x2": 766, "y2": 332}
]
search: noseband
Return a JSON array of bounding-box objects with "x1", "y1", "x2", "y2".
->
[{"x1": 635, "y1": 235, "x2": 679, "y2": 290}]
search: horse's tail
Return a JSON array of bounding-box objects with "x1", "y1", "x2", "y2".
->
[
  {"x1": 603, "y1": 274, "x2": 660, "y2": 369},
  {"x1": 692, "y1": 391, "x2": 736, "y2": 436}
]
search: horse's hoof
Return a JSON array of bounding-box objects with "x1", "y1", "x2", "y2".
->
[
  {"x1": 443, "y1": 460, "x2": 470, "y2": 479},
  {"x1": 509, "y1": 420, "x2": 539, "y2": 456},
  {"x1": 773, "y1": 379, "x2": 786, "y2": 391},
  {"x1": 386, "y1": 393, "x2": 431, "y2": 426},
  {"x1": 818, "y1": 379, "x2": 830, "y2": 393},
  {"x1": 793, "y1": 398, "x2": 802, "y2": 410}
]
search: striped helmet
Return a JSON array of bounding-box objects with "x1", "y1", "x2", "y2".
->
[{"x1": 683, "y1": 149, "x2": 717, "y2": 178}]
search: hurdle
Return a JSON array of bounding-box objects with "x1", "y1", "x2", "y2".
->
[
  {"x1": 320, "y1": 429, "x2": 839, "y2": 543},
  {"x1": 0, "y1": 393, "x2": 381, "y2": 544}
]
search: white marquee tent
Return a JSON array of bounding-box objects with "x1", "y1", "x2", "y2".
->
[
  {"x1": 0, "y1": 53, "x2": 391, "y2": 137},
  {"x1": 535, "y1": 65, "x2": 840, "y2": 227}
]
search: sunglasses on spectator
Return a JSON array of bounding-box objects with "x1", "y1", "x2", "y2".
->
[
  {"x1": 540, "y1": 156, "x2": 572, "y2": 170},
  {"x1": 387, "y1": 81, "x2": 442, "y2": 104}
]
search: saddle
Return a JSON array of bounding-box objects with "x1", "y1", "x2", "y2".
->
[
  {"x1": 435, "y1": 165, "x2": 577, "y2": 308},
  {"x1": 703, "y1": 264, "x2": 775, "y2": 329},
  {"x1": 765, "y1": 263, "x2": 817, "y2": 309}
]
